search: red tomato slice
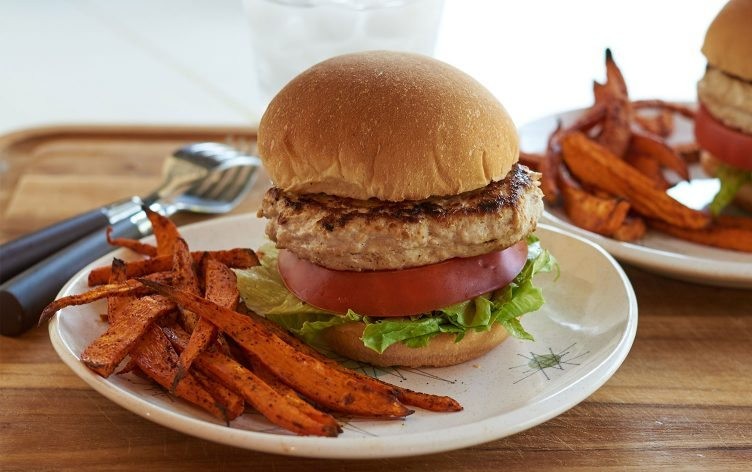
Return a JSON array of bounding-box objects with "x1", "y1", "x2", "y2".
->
[
  {"x1": 695, "y1": 103, "x2": 752, "y2": 171},
  {"x1": 278, "y1": 241, "x2": 528, "y2": 317}
]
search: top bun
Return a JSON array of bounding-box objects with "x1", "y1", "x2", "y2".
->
[
  {"x1": 258, "y1": 51, "x2": 518, "y2": 202},
  {"x1": 702, "y1": 0, "x2": 752, "y2": 81}
]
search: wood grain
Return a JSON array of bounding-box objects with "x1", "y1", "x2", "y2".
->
[{"x1": 1, "y1": 126, "x2": 750, "y2": 471}]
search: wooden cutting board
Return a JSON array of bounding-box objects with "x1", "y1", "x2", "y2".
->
[
  {"x1": 0, "y1": 125, "x2": 265, "y2": 242},
  {"x1": 1, "y1": 125, "x2": 751, "y2": 471}
]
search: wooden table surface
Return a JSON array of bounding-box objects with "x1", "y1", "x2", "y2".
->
[{"x1": 1, "y1": 126, "x2": 751, "y2": 471}]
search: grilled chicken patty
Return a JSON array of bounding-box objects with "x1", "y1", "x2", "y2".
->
[{"x1": 259, "y1": 164, "x2": 543, "y2": 271}]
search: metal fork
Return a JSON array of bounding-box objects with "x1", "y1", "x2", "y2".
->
[
  {"x1": 0, "y1": 143, "x2": 260, "y2": 336},
  {"x1": 0, "y1": 142, "x2": 259, "y2": 283},
  {"x1": 142, "y1": 142, "x2": 259, "y2": 208}
]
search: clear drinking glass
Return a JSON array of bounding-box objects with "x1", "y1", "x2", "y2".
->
[{"x1": 244, "y1": 0, "x2": 445, "y2": 114}]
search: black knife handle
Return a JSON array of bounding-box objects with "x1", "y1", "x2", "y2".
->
[
  {"x1": 0, "y1": 215, "x2": 149, "y2": 336},
  {"x1": 0, "y1": 209, "x2": 110, "y2": 283},
  {"x1": 0, "y1": 197, "x2": 144, "y2": 283}
]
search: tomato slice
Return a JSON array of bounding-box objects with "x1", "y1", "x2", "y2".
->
[
  {"x1": 695, "y1": 103, "x2": 752, "y2": 171},
  {"x1": 278, "y1": 241, "x2": 528, "y2": 317}
]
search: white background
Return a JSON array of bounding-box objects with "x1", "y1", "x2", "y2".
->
[{"x1": 0, "y1": 0, "x2": 727, "y2": 134}]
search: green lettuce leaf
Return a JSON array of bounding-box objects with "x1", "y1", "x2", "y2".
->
[
  {"x1": 265, "y1": 310, "x2": 362, "y2": 350},
  {"x1": 440, "y1": 296, "x2": 493, "y2": 330},
  {"x1": 234, "y1": 243, "x2": 330, "y2": 316},
  {"x1": 710, "y1": 163, "x2": 752, "y2": 215},
  {"x1": 235, "y1": 237, "x2": 558, "y2": 354},
  {"x1": 362, "y1": 317, "x2": 444, "y2": 352},
  {"x1": 491, "y1": 280, "x2": 542, "y2": 341}
]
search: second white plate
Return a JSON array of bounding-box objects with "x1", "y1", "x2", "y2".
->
[{"x1": 520, "y1": 108, "x2": 752, "y2": 288}]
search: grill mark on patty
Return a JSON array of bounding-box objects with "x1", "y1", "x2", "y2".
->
[{"x1": 266, "y1": 164, "x2": 534, "y2": 231}]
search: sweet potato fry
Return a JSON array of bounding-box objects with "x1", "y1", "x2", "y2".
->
[
  {"x1": 529, "y1": 108, "x2": 602, "y2": 167},
  {"x1": 625, "y1": 152, "x2": 669, "y2": 190},
  {"x1": 544, "y1": 119, "x2": 564, "y2": 175},
  {"x1": 558, "y1": 169, "x2": 630, "y2": 236},
  {"x1": 612, "y1": 216, "x2": 647, "y2": 242},
  {"x1": 161, "y1": 326, "x2": 245, "y2": 420},
  {"x1": 246, "y1": 312, "x2": 398, "y2": 395},
  {"x1": 172, "y1": 238, "x2": 201, "y2": 332},
  {"x1": 103, "y1": 222, "x2": 235, "y2": 421},
  {"x1": 163, "y1": 325, "x2": 340, "y2": 436},
  {"x1": 106, "y1": 258, "x2": 143, "y2": 376},
  {"x1": 204, "y1": 350, "x2": 340, "y2": 436},
  {"x1": 144, "y1": 206, "x2": 180, "y2": 257},
  {"x1": 107, "y1": 259, "x2": 134, "y2": 322},
  {"x1": 673, "y1": 142, "x2": 700, "y2": 163},
  {"x1": 243, "y1": 311, "x2": 462, "y2": 413},
  {"x1": 634, "y1": 109, "x2": 674, "y2": 138},
  {"x1": 81, "y1": 295, "x2": 175, "y2": 377},
  {"x1": 176, "y1": 258, "x2": 240, "y2": 386},
  {"x1": 522, "y1": 120, "x2": 565, "y2": 204},
  {"x1": 173, "y1": 239, "x2": 200, "y2": 294},
  {"x1": 563, "y1": 102, "x2": 606, "y2": 136},
  {"x1": 604, "y1": 48, "x2": 628, "y2": 97},
  {"x1": 593, "y1": 50, "x2": 627, "y2": 102},
  {"x1": 39, "y1": 280, "x2": 149, "y2": 324},
  {"x1": 238, "y1": 349, "x2": 344, "y2": 421},
  {"x1": 130, "y1": 326, "x2": 227, "y2": 420},
  {"x1": 632, "y1": 99, "x2": 695, "y2": 120},
  {"x1": 540, "y1": 121, "x2": 564, "y2": 204},
  {"x1": 260, "y1": 365, "x2": 335, "y2": 418},
  {"x1": 657, "y1": 109, "x2": 675, "y2": 137},
  {"x1": 592, "y1": 81, "x2": 608, "y2": 105},
  {"x1": 539, "y1": 156, "x2": 560, "y2": 204},
  {"x1": 520, "y1": 152, "x2": 559, "y2": 203},
  {"x1": 140, "y1": 279, "x2": 412, "y2": 418},
  {"x1": 597, "y1": 100, "x2": 632, "y2": 158},
  {"x1": 199, "y1": 248, "x2": 260, "y2": 271},
  {"x1": 191, "y1": 369, "x2": 245, "y2": 421},
  {"x1": 629, "y1": 132, "x2": 689, "y2": 180},
  {"x1": 106, "y1": 227, "x2": 157, "y2": 257},
  {"x1": 203, "y1": 258, "x2": 240, "y2": 311},
  {"x1": 88, "y1": 248, "x2": 258, "y2": 286},
  {"x1": 649, "y1": 219, "x2": 752, "y2": 252},
  {"x1": 88, "y1": 258, "x2": 169, "y2": 286},
  {"x1": 593, "y1": 50, "x2": 632, "y2": 157},
  {"x1": 562, "y1": 132, "x2": 710, "y2": 229},
  {"x1": 715, "y1": 215, "x2": 752, "y2": 231}
]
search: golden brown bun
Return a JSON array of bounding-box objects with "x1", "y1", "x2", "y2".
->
[
  {"x1": 700, "y1": 151, "x2": 752, "y2": 212},
  {"x1": 322, "y1": 322, "x2": 509, "y2": 368},
  {"x1": 702, "y1": 0, "x2": 752, "y2": 81},
  {"x1": 258, "y1": 51, "x2": 518, "y2": 202}
]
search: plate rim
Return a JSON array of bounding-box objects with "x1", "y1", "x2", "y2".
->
[
  {"x1": 520, "y1": 107, "x2": 752, "y2": 288},
  {"x1": 48, "y1": 216, "x2": 638, "y2": 459},
  {"x1": 543, "y1": 212, "x2": 751, "y2": 283}
]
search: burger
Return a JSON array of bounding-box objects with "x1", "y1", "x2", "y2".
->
[
  {"x1": 695, "y1": 0, "x2": 752, "y2": 213},
  {"x1": 236, "y1": 51, "x2": 555, "y2": 368}
]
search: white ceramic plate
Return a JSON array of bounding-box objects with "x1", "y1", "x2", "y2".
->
[
  {"x1": 49, "y1": 215, "x2": 637, "y2": 459},
  {"x1": 520, "y1": 108, "x2": 752, "y2": 288}
]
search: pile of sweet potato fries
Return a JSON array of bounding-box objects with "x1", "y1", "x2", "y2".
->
[
  {"x1": 521, "y1": 49, "x2": 752, "y2": 252},
  {"x1": 41, "y1": 208, "x2": 462, "y2": 437}
]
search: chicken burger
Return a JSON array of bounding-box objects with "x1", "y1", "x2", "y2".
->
[
  {"x1": 237, "y1": 51, "x2": 555, "y2": 368},
  {"x1": 696, "y1": 0, "x2": 752, "y2": 213}
]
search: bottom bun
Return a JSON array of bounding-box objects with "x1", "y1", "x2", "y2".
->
[
  {"x1": 322, "y1": 322, "x2": 509, "y2": 368},
  {"x1": 700, "y1": 151, "x2": 752, "y2": 213}
]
